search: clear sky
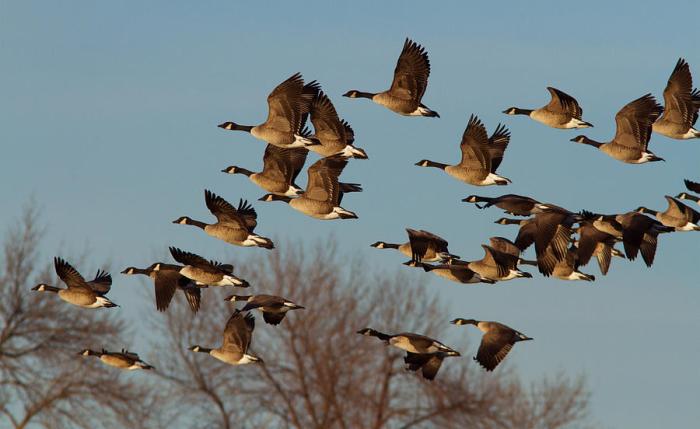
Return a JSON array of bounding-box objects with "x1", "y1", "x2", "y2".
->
[{"x1": 2, "y1": 1, "x2": 699, "y2": 427}]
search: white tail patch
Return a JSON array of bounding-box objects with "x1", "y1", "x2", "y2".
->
[
  {"x1": 480, "y1": 173, "x2": 511, "y2": 186},
  {"x1": 293, "y1": 134, "x2": 314, "y2": 147}
]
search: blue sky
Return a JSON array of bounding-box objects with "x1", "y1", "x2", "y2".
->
[{"x1": 2, "y1": 1, "x2": 699, "y2": 427}]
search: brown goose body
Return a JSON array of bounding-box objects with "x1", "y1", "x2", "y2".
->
[
  {"x1": 190, "y1": 310, "x2": 262, "y2": 366},
  {"x1": 81, "y1": 349, "x2": 154, "y2": 370},
  {"x1": 308, "y1": 91, "x2": 368, "y2": 159},
  {"x1": 571, "y1": 94, "x2": 664, "y2": 164},
  {"x1": 463, "y1": 193, "x2": 542, "y2": 216},
  {"x1": 174, "y1": 190, "x2": 274, "y2": 249},
  {"x1": 259, "y1": 155, "x2": 360, "y2": 220},
  {"x1": 223, "y1": 145, "x2": 307, "y2": 197},
  {"x1": 417, "y1": 115, "x2": 511, "y2": 186},
  {"x1": 121, "y1": 264, "x2": 200, "y2": 313},
  {"x1": 503, "y1": 87, "x2": 592, "y2": 129},
  {"x1": 652, "y1": 58, "x2": 700, "y2": 139},
  {"x1": 451, "y1": 318, "x2": 532, "y2": 371},
  {"x1": 226, "y1": 294, "x2": 304, "y2": 326},
  {"x1": 218, "y1": 73, "x2": 319, "y2": 148},
  {"x1": 637, "y1": 196, "x2": 700, "y2": 231},
  {"x1": 343, "y1": 39, "x2": 438, "y2": 117},
  {"x1": 32, "y1": 258, "x2": 117, "y2": 309}
]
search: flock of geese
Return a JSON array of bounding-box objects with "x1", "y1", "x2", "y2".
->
[{"x1": 31, "y1": 39, "x2": 699, "y2": 379}]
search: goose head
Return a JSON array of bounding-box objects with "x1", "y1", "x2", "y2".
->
[
  {"x1": 342, "y1": 90, "x2": 360, "y2": 98},
  {"x1": 172, "y1": 216, "x2": 191, "y2": 225}
]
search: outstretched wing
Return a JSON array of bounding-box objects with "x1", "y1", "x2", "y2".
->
[
  {"x1": 388, "y1": 38, "x2": 431, "y2": 103},
  {"x1": 54, "y1": 257, "x2": 91, "y2": 291},
  {"x1": 545, "y1": 87, "x2": 583, "y2": 119}
]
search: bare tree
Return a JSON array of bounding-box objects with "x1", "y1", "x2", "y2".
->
[
  {"x1": 0, "y1": 203, "x2": 155, "y2": 429},
  {"x1": 146, "y1": 240, "x2": 592, "y2": 429}
]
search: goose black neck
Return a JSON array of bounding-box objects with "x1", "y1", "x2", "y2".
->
[
  {"x1": 383, "y1": 243, "x2": 400, "y2": 249},
  {"x1": 371, "y1": 330, "x2": 392, "y2": 342},
  {"x1": 512, "y1": 108, "x2": 533, "y2": 115},
  {"x1": 580, "y1": 136, "x2": 603, "y2": 148},
  {"x1": 236, "y1": 167, "x2": 254, "y2": 177},
  {"x1": 188, "y1": 219, "x2": 208, "y2": 230},
  {"x1": 355, "y1": 91, "x2": 376, "y2": 99},
  {"x1": 193, "y1": 346, "x2": 213, "y2": 353}
]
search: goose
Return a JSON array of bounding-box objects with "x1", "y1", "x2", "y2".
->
[
  {"x1": 451, "y1": 318, "x2": 532, "y2": 371},
  {"x1": 676, "y1": 179, "x2": 700, "y2": 205},
  {"x1": 217, "y1": 73, "x2": 320, "y2": 148},
  {"x1": 173, "y1": 190, "x2": 274, "y2": 249},
  {"x1": 307, "y1": 91, "x2": 368, "y2": 159},
  {"x1": 371, "y1": 228, "x2": 458, "y2": 263},
  {"x1": 357, "y1": 328, "x2": 460, "y2": 380},
  {"x1": 522, "y1": 245, "x2": 595, "y2": 281},
  {"x1": 594, "y1": 212, "x2": 673, "y2": 267},
  {"x1": 155, "y1": 247, "x2": 249, "y2": 288},
  {"x1": 343, "y1": 38, "x2": 439, "y2": 117},
  {"x1": 574, "y1": 212, "x2": 621, "y2": 275},
  {"x1": 636, "y1": 196, "x2": 700, "y2": 231},
  {"x1": 462, "y1": 194, "x2": 544, "y2": 216},
  {"x1": 222, "y1": 144, "x2": 308, "y2": 197},
  {"x1": 31, "y1": 258, "x2": 117, "y2": 309},
  {"x1": 503, "y1": 87, "x2": 593, "y2": 129},
  {"x1": 416, "y1": 115, "x2": 511, "y2": 186},
  {"x1": 652, "y1": 58, "x2": 700, "y2": 139},
  {"x1": 460, "y1": 245, "x2": 532, "y2": 282},
  {"x1": 403, "y1": 351, "x2": 456, "y2": 381},
  {"x1": 403, "y1": 260, "x2": 495, "y2": 285},
  {"x1": 121, "y1": 264, "x2": 201, "y2": 313},
  {"x1": 570, "y1": 94, "x2": 664, "y2": 164},
  {"x1": 224, "y1": 294, "x2": 304, "y2": 326},
  {"x1": 259, "y1": 155, "x2": 360, "y2": 220},
  {"x1": 80, "y1": 348, "x2": 154, "y2": 370},
  {"x1": 190, "y1": 310, "x2": 263, "y2": 366}
]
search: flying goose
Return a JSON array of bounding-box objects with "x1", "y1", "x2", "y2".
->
[
  {"x1": 404, "y1": 260, "x2": 495, "y2": 285},
  {"x1": 343, "y1": 38, "x2": 439, "y2": 117},
  {"x1": 174, "y1": 190, "x2": 274, "y2": 249},
  {"x1": 307, "y1": 91, "x2": 368, "y2": 159},
  {"x1": 503, "y1": 87, "x2": 593, "y2": 129},
  {"x1": 222, "y1": 144, "x2": 308, "y2": 197},
  {"x1": 31, "y1": 258, "x2": 117, "y2": 309},
  {"x1": 451, "y1": 318, "x2": 532, "y2": 371},
  {"x1": 225, "y1": 294, "x2": 304, "y2": 326},
  {"x1": 218, "y1": 73, "x2": 320, "y2": 148},
  {"x1": 121, "y1": 264, "x2": 201, "y2": 313},
  {"x1": 371, "y1": 228, "x2": 458, "y2": 263},
  {"x1": 80, "y1": 348, "x2": 154, "y2": 370},
  {"x1": 571, "y1": 94, "x2": 664, "y2": 164},
  {"x1": 636, "y1": 196, "x2": 700, "y2": 231},
  {"x1": 259, "y1": 155, "x2": 360, "y2": 220},
  {"x1": 462, "y1": 193, "x2": 544, "y2": 216},
  {"x1": 357, "y1": 328, "x2": 459, "y2": 380},
  {"x1": 652, "y1": 58, "x2": 700, "y2": 139},
  {"x1": 460, "y1": 245, "x2": 532, "y2": 282},
  {"x1": 155, "y1": 247, "x2": 249, "y2": 288},
  {"x1": 594, "y1": 212, "x2": 673, "y2": 267},
  {"x1": 416, "y1": 115, "x2": 511, "y2": 186},
  {"x1": 190, "y1": 310, "x2": 263, "y2": 366}
]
